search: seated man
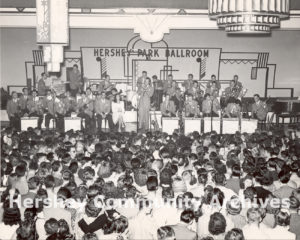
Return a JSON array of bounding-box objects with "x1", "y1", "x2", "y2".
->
[
  {"x1": 185, "y1": 94, "x2": 200, "y2": 118},
  {"x1": 27, "y1": 89, "x2": 43, "y2": 128},
  {"x1": 202, "y1": 93, "x2": 220, "y2": 117},
  {"x1": 77, "y1": 91, "x2": 94, "y2": 131},
  {"x1": 160, "y1": 93, "x2": 176, "y2": 117},
  {"x1": 94, "y1": 91, "x2": 114, "y2": 132}
]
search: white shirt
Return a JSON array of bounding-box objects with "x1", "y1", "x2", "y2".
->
[
  {"x1": 266, "y1": 226, "x2": 296, "y2": 240},
  {"x1": 0, "y1": 223, "x2": 18, "y2": 240},
  {"x1": 242, "y1": 223, "x2": 271, "y2": 240}
]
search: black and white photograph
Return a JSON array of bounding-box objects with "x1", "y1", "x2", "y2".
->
[{"x1": 0, "y1": 0, "x2": 300, "y2": 239}]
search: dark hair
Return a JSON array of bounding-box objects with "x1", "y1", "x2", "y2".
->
[
  {"x1": 157, "y1": 226, "x2": 175, "y2": 240},
  {"x1": 225, "y1": 228, "x2": 245, "y2": 240},
  {"x1": 44, "y1": 175, "x2": 55, "y2": 188},
  {"x1": 180, "y1": 209, "x2": 195, "y2": 224},
  {"x1": 146, "y1": 176, "x2": 158, "y2": 191},
  {"x1": 253, "y1": 94, "x2": 260, "y2": 98},
  {"x1": 208, "y1": 212, "x2": 227, "y2": 236},
  {"x1": 275, "y1": 211, "x2": 290, "y2": 227},
  {"x1": 44, "y1": 218, "x2": 59, "y2": 235},
  {"x1": 15, "y1": 164, "x2": 26, "y2": 177},
  {"x1": 3, "y1": 199, "x2": 21, "y2": 226},
  {"x1": 82, "y1": 233, "x2": 98, "y2": 240},
  {"x1": 57, "y1": 187, "x2": 72, "y2": 200}
]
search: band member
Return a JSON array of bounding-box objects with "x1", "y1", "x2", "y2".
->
[
  {"x1": 202, "y1": 93, "x2": 220, "y2": 117},
  {"x1": 38, "y1": 72, "x2": 47, "y2": 96},
  {"x1": 163, "y1": 74, "x2": 174, "y2": 94},
  {"x1": 112, "y1": 93, "x2": 125, "y2": 132},
  {"x1": 206, "y1": 79, "x2": 220, "y2": 99},
  {"x1": 69, "y1": 64, "x2": 82, "y2": 97},
  {"x1": 160, "y1": 93, "x2": 176, "y2": 117},
  {"x1": 185, "y1": 94, "x2": 200, "y2": 117},
  {"x1": 151, "y1": 75, "x2": 164, "y2": 110},
  {"x1": 19, "y1": 88, "x2": 30, "y2": 116},
  {"x1": 251, "y1": 94, "x2": 268, "y2": 121},
  {"x1": 62, "y1": 90, "x2": 76, "y2": 116},
  {"x1": 138, "y1": 77, "x2": 154, "y2": 131},
  {"x1": 224, "y1": 76, "x2": 243, "y2": 102},
  {"x1": 166, "y1": 80, "x2": 177, "y2": 98},
  {"x1": 223, "y1": 99, "x2": 242, "y2": 118},
  {"x1": 171, "y1": 87, "x2": 184, "y2": 112},
  {"x1": 206, "y1": 74, "x2": 221, "y2": 92},
  {"x1": 86, "y1": 87, "x2": 95, "y2": 101},
  {"x1": 77, "y1": 91, "x2": 94, "y2": 131},
  {"x1": 94, "y1": 91, "x2": 114, "y2": 132},
  {"x1": 188, "y1": 81, "x2": 204, "y2": 110},
  {"x1": 137, "y1": 71, "x2": 148, "y2": 93},
  {"x1": 6, "y1": 91, "x2": 21, "y2": 130},
  {"x1": 27, "y1": 89, "x2": 43, "y2": 128},
  {"x1": 183, "y1": 73, "x2": 194, "y2": 93},
  {"x1": 44, "y1": 91, "x2": 65, "y2": 131},
  {"x1": 98, "y1": 75, "x2": 115, "y2": 93}
]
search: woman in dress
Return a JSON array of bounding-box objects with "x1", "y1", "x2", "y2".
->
[
  {"x1": 137, "y1": 77, "x2": 154, "y2": 132},
  {"x1": 112, "y1": 93, "x2": 125, "y2": 132}
]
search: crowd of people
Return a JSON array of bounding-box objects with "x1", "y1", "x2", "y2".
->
[{"x1": 1, "y1": 124, "x2": 300, "y2": 240}]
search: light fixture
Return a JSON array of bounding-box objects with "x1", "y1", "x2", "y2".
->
[
  {"x1": 208, "y1": 0, "x2": 290, "y2": 34},
  {"x1": 36, "y1": 0, "x2": 69, "y2": 72}
]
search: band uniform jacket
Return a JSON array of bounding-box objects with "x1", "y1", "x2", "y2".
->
[
  {"x1": 43, "y1": 98, "x2": 64, "y2": 115},
  {"x1": 166, "y1": 86, "x2": 176, "y2": 97},
  {"x1": 38, "y1": 78, "x2": 47, "y2": 96},
  {"x1": 183, "y1": 80, "x2": 194, "y2": 92},
  {"x1": 202, "y1": 98, "x2": 220, "y2": 114},
  {"x1": 19, "y1": 95, "x2": 30, "y2": 111},
  {"x1": 185, "y1": 100, "x2": 200, "y2": 117},
  {"x1": 77, "y1": 97, "x2": 94, "y2": 118},
  {"x1": 27, "y1": 96, "x2": 43, "y2": 114},
  {"x1": 251, "y1": 101, "x2": 267, "y2": 120},
  {"x1": 188, "y1": 87, "x2": 203, "y2": 99},
  {"x1": 94, "y1": 98, "x2": 111, "y2": 115},
  {"x1": 62, "y1": 97, "x2": 76, "y2": 113},
  {"x1": 69, "y1": 69, "x2": 81, "y2": 90},
  {"x1": 160, "y1": 100, "x2": 176, "y2": 116},
  {"x1": 163, "y1": 80, "x2": 173, "y2": 93},
  {"x1": 6, "y1": 99, "x2": 20, "y2": 117}
]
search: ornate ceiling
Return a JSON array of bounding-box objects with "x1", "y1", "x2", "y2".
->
[{"x1": 1, "y1": 0, "x2": 300, "y2": 10}]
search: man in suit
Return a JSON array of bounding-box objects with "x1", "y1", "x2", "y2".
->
[
  {"x1": 160, "y1": 93, "x2": 176, "y2": 117},
  {"x1": 170, "y1": 210, "x2": 197, "y2": 240},
  {"x1": 69, "y1": 64, "x2": 82, "y2": 97},
  {"x1": 251, "y1": 94, "x2": 268, "y2": 120},
  {"x1": 6, "y1": 91, "x2": 21, "y2": 130},
  {"x1": 202, "y1": 93, "x2": 220, "y2": 117},
  {"x1": 77, "y1": 91, "x2": 94, "y2": 131},
  {"x1": 62, "y1": 90, "x2": 76, "y2": 116},
  {"x1": 27, "y1": 89, "x2": 43, "y2": 128},
  {"x1": 19, "y1": 87, "x2": 30, "y2": 116},
  {"x1": 185, "y1": 94, "x2": 200, "y2": 117},
  {"x1": 38, "y1": 72, "x2": 47, "y2": 96},
  {"x1": 94, "y1": 91, "x2": 113, "y2": 132}
]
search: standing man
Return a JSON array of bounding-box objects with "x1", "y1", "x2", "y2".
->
[
  {"x1": 94, "y1": 91, "x2": 114, "y2": 132},
  {"x1": 151, "y1": 75, "x2": 164, "y2": 110},
  {"x1": 163, "y1": 74, "x2": 174, "y2": 94},
  {"x1": 138, "y1": 77, "x2": 154, "y2": 132},
  {"x1": 251, "y1": 94, "x2": 268, "y2": 121},
  {"x1": 38, "y1": 72, "x2": 47, "y2": 96},
  {"x1": 184, "y1": 73, "x2": 194, "y2": 94},
  {"x1": 6, "y1": 91, "x2": 21, "y2": 130},
  {"x1": 69, "y1": 64, "x2": 82, "y2": 97}
]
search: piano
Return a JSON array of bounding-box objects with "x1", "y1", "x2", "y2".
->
[{"x1": 273, "y1": 99, "x2": 300, "y2": 124}]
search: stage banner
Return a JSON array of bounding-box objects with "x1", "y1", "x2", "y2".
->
[{"x1": 81, "y1": 46, "x2": 221, "y2": 85}]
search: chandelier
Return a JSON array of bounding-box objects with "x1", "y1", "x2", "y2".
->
[{"x1": 208, "y1": 0, "x2": 290, "y2": 34}]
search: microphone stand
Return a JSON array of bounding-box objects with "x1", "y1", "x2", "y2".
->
[{"x1": 210, "y1": 99, "x2": 213, "y2": 132}]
